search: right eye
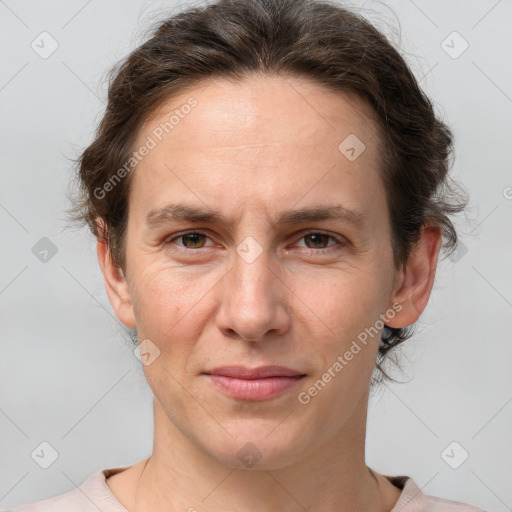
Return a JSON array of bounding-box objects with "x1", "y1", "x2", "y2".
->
[{"x1": 165, "y1": 230, "x2": 215, "y2": 250}]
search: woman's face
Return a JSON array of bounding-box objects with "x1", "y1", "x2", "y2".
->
[{"x1": 108, "y1": 75, "x2": 405, "y2": 469}]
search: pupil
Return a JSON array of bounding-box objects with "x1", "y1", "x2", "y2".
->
[
  {"x1": 185, "y1": 233, "x2": 203, "y2": 247},
  {"x1": 308, "y1": 234, "x2": 326, "y2": 248}
]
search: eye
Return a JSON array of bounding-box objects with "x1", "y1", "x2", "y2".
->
[
  {"x1": 294, "y1": 231, "x2": 344, "y2": 251},
  {"x1": 166, "y1": 231, "x2": 214, "y2": 250}
]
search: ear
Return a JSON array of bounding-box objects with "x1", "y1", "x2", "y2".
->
[
  {"x1": 385, "y1": 224, "x2": 442, "y2": 328},
  {"x1": 96, "y1": 221, "x2": 136, "y2": 328}
]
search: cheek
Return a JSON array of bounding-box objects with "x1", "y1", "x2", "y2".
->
[
  {"x1": 293, "y1": 266, "x2": 392, "y2": 392},
  {"x1": 303, "y1": 272, "x2": 388, "y2": 392},
  {"x1": 129, "y1": 260, "x2": 225, "y2": 370},
  {"x1": 129, "y1": 263, "x2": 196, "y2": 338},
  {"x1": 297, "y1": 266, "x2": 390, "y2": 335}
]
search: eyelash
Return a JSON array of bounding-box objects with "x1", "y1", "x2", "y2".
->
[{"x1": 165, "y1": 230, "x2": 346, "y2": 254}]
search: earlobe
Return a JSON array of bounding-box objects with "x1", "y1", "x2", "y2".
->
[
  {"x1": 96, "y1": 233, "x2": 137, "y2": 329},
  {"x1": 385, "y1": 225, "x2": 442, "y2": 328}
]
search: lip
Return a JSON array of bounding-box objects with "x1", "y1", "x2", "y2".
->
[
  {"x1": 204, "y1": 365, "x2": 304, "y2": 379},
  {"x1": 202, "y1": 366, "x2": 306, "y2": 401}
]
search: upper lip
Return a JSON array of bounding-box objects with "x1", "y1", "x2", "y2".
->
[{"x1": 203, "y1": 366, "x2": 305, "y2": 379}]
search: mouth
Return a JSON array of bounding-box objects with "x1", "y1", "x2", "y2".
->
[{"x1": 202, "y1": 366, "x2": 306, "y2": 402}]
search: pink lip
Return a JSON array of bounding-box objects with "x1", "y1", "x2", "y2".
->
[{"x1": 203, "y1": 366, "x2": 306, "y2": 401}]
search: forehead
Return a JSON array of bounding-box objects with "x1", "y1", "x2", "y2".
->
[
  {"x1": 130, "y1": 74, "x2": 384, "y2": 220},
  {"x1": 138, "y1": 74, "x2": 379, "y2": 152}
]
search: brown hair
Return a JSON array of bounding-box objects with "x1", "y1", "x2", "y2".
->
[{"x1": 68, "y1": 0, "x2": 467, "y2": 386}]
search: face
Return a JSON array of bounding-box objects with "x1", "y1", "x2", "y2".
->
[{"x1": 100, "y1": 75, "x2": 436, "y2": 470}]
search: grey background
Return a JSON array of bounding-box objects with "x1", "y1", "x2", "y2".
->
[{"x1": 1, "y1": 0, "x2": 511, "y2": 510}]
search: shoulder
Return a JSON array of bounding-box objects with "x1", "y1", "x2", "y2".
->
[
  {"x1": 9, "y1": 468, "x2": 128, "y2": 512},
  {"x1": 389, "y1": 476, "x2": 487, "y2": 512}
]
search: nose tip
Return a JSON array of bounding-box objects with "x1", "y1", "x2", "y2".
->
[{"x1": 216, "y1": 260, "x2": 291, "y2": 343}]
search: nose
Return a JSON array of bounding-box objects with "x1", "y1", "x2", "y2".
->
[{"x1": 215, "y1": 244, "x2": 291, "y2": 342}]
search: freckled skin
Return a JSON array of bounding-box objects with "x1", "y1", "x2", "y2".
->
[{"x1": 99, "y1": 75, "x2": 441, "y2": 512}]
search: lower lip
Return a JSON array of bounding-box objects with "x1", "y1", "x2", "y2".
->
[{"x1": 205, "y1": 374, "x2": 305, "y2": 401}]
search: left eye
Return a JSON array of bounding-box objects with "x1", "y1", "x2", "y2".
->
[
  {"x1": 296, "y1": 232, "x2": 340, "y2": 250},
  {"x1": 166, "y1": 231, "x2": 343, "y2": 251}
]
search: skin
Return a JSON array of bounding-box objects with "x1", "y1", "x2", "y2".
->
[{"x1": 98, "y1": 74, "x2": 441, "y2": 511}]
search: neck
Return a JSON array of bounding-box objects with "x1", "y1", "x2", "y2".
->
[{"x1": 131, "y1": 391, "x2": 398, "y2": 512}]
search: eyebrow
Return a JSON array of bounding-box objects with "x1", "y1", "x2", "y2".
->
[{"x1": 145, "y1": 202, "x2": 366, "y2": 229}]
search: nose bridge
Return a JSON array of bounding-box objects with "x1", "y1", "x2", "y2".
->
[
  {"x1": 230, "y1": 203, "x2": 273, "y2": 280},
  {"x1": 227, "y1": 199, "x2": 287, "y2": 298},
  {"x1": 231, "y1": 234, "x2": 274, "y2": 305},
  {"x1": 215, "y1": 232, "x2": 289, "y2": 341}
]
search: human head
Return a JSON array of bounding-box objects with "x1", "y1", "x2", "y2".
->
[{"x1": 69, "y1": 0, "x2": 466, "y2": 389}]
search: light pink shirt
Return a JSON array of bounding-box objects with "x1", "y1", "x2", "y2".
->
[{"x1": 10, "y1": 466, "x2": 486, "y2": 512}]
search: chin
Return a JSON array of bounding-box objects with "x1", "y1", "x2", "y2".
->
[{"x1": 203, "y1": 425, "x2": 311, "y2": 471}]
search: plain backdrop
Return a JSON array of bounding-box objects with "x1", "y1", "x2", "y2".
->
[{"x1": 1, "y1": 0, "x2": 511, "y2": 510}]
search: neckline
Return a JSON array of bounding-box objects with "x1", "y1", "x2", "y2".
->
[{"x1": 94, "y1": 467, "x2": 414, "y2": 512}]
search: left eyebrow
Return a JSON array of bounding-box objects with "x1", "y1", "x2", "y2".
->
[
  {"x1": 276, "y1": 205, "x2": 365, "y2": 228},
  {"x1": 145, "y1": 202, "x2": 366, "y2": 229}
]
